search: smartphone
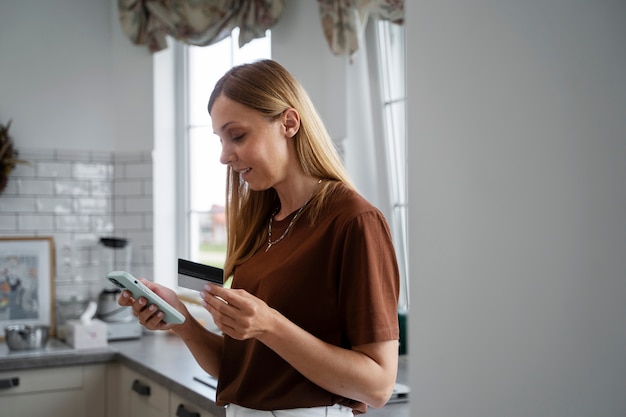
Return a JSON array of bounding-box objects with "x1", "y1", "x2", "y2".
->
[{"x1": 107, "y1": 271, "x2": 186, "y2": 324}]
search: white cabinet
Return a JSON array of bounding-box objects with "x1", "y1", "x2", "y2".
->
[
  {"x1": 115, "y1": 364, "x2": 219, "y2": 417},
  {"x1": 0, "y1": 364, "x2": 106, "y2": 417}
]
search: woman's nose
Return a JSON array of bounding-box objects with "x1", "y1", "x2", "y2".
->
[{"x1": 220, "y1": 145, "x2": 234, "y2": 165}]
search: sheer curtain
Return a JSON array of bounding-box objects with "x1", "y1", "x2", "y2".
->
[{"x1": 344, "y1": 19, "x2": 408, "y2": 311}]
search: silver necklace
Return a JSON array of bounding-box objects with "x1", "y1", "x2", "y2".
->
[{"x1": 265, "y1": 179, "x2": 322, "y2": 252}]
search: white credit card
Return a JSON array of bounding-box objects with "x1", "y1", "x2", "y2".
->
[{"x1": 178, "y1": 258, "x2": 224, "y2": 291}]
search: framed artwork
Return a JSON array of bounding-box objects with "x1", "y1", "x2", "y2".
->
[{"x1": 0, "y1": 236, "x2": 55, "y2": 339}]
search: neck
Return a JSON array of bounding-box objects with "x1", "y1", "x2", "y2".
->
[{"x1": 274, "y1": 178, "x2": 322, "y2": 220}]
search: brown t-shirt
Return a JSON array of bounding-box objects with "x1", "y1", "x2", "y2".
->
[{"x1": 216, "y1": 184, "x2": 400, "y2": 414}]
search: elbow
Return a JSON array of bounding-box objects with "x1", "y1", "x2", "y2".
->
[{"x1": 366, "y1": 382, "x2": 396, "y2": 409}]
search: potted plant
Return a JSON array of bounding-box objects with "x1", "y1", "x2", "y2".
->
[{"x1": 0, "y1": 119, "x2": 29, "y2": 194}]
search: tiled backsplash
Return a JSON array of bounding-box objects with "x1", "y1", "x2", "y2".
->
[{"x1": 0, "y1": 148, "x2": 154, "y2": 307}]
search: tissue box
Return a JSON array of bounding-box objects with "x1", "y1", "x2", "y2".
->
[{"x1": 65, "y1": 319, "x2": 108, "y2": 349}]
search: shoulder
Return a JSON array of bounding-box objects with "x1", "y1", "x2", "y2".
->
[{"x1": 322, "y1": 182, "x2": 388, "y2": 226}]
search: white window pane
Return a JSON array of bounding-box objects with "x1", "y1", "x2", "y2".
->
[
  {"x1": 189, "y1": 126, "x2": 226, "y2": 212},
  {"x1": 378, "y1": 21, "x2": 406, "y2": 103},
  {"x1": 182, "y1": 29, "x2": 271, "y2": 267},
  {"x1": 188, "y1": 39, "x2": 233, "y2": 126},
  {"x1": 385, "y1": 101, "x2": 407, "y2": 202}
]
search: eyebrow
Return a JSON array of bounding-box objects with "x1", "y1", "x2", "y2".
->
[{"x1": 216, "y1": 120, "x2": 237, "y2": 134}]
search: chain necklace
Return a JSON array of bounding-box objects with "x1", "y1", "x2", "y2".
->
[{"x1": 265, "y1": 179, "x2": 322, "y2": 252}]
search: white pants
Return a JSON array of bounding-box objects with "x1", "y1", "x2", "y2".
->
[{"x1": 225, "y1": 403, "x2": 354, "y2": 417}]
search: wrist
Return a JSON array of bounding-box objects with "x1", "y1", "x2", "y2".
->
[{"x1": 171, "y1": 313, "x2": 202, "y2": 340}]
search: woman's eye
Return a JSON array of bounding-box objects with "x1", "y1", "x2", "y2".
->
[{"x1": 232, "y1": 134, "x2": 244, "y2": 142}]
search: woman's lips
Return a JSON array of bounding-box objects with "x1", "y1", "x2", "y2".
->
[{"x1": 238, "y1": 167, "x2": 251, "y2": 181}]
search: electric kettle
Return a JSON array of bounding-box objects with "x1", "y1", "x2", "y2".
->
[{"x1": 95, "y1": 237, "x2": 134, "y2": 323}]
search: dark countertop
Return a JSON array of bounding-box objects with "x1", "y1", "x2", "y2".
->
[{"x1": 0, "y1": 332, "x2": 408, "y2": 417}]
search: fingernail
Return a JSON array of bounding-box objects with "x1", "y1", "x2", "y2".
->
[
  {"x1": 149, "y1": 305, "x2": 156, "y2": 311},
  {"x1": 122, "y1": 291, "x2": 129, "y2": 298},
  {"x1": 204, "y1": 284, "x2": 212, "y2": 292}
]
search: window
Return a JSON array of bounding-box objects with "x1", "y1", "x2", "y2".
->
[
  {"x1": 177, "y1": 29, "x2": 271, "y2": 268},
  {"x1": 375, "y1": 21, "x2": 408, "y2": 310}
]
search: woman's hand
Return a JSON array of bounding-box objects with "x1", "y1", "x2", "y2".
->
[
  {"x1": 117, "y1": 279, "x2": 189, "y2": 331},
  {"x1": 200, "y1": 284, "x2": 277, "y2": 340}
]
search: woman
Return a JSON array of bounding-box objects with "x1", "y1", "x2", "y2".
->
[{"x1": 119, "y1": 59, "x2": 400, "y2": 416}]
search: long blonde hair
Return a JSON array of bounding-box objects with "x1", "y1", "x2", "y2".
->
[{"x1": 208, "y1": 59, "x2": 354, "y2": 278}]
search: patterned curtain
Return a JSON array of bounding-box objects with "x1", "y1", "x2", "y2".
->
[
  {"x1": 118, "y1": 0, "x2": 285, "y2": 53},
  {"x1": 118, "y1": 0, "x2": 404, "y2": 57},
  {"x1": 318, "y1": 0, "x2": 404, "y2": 58}
]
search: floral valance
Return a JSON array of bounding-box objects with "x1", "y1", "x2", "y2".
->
[
  {"x1": 118, "y1": 0, "x2": 285, "y2": 53},
  {"x1": 118, "y1": 0, "x2": 404, "y2": 57},
  {"x1": 318, "y1": 0, "x2": 404, "y2": 58}
]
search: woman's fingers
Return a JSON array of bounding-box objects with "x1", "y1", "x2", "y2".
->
[{"x1": 201, "y1": 285, "x2": 270, "y2": 340}]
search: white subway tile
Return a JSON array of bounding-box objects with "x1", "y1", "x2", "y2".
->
[
  {"x1": 12, "y1": 164, "x2": 36, "y2": 178},
  {"x1": 36, "y1": 197, "x2": 73, "y2": 213},
  {"x1": 91, "y1": 216, "x2": 114, "y2": 233},
  {"x1": 0, "y1": 197, "x2": 36, "y2": 212},
  {"x1": 113, "y1": 198, "x2": 125, "y2": 213},
  {"x1": 91, "y1": 180, "x2": 112, "y2": 197},
  {"x1": 18, "y1": 178, "x2": 55, "y2": 195},
  {"x1": 0, "y1": 214, "x2": 18, "y2": 230},
  {"x1": 73, "y1": 163, "x2": 112, "y2": 179},
  {"x1": 55, "y1": 180, "x2": 90, "y2": 196},
  {"x1": 115, "y1": 214, "x2": 144, "y2": 230},
  {"x1": 18, "y1": 214, "x2": 54, "y2": 231},
  {"x1": 55, "y1": 214, "x2": 91, "y2": 231},
  {"x1": 38, "y1": 162, "x2": 73, "y2": 178},
  {"x1": 114, "y1": 180, "x2": 142, "y2": 196},
  {"x1": 74, "y1": 197, "x2": 110, "y2": 213},
  {"x1": 123, "y1": 196, "x2": 153, "y2": 213}
]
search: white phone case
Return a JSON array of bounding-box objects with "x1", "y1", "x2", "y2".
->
[{"x1": 107, "y1": 271, "x2": 185, "y2": 324}]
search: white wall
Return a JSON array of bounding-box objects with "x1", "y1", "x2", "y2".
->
[
  {"x1": 407, "y1": 1, "x2": 626, "y2": 416},
  {"x1": 271, "y1": 1, "x2": 347, "y2": 143},
  {"x1": 0, "y1": 0, "x2": 152, "y2": 152}
]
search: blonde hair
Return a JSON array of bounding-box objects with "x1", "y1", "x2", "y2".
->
[{"x1": 208, "y1": 59, "x2": 354, "y2": 278}]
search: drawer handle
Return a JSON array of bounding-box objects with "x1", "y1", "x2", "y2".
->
[
  {"x1": 0, "y1": 377, "x2": 20, "y2": 389},
  {"x1": 176, "y1": 404, "x2": 200, "y2": 417},
  {"x1": 132, "y1": 379, "x2": 151, "y2": 396}
]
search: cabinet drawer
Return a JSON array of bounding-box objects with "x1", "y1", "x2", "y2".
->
[
  {"x1": 0, "y1": 366, "x2": 83, "y2": 395},
  {"x1": 121, "y1": 366, "x2": 169, "y2": 416},
  {"x1": 170, "y1": 392, "x2": 217, "y2": 417}
]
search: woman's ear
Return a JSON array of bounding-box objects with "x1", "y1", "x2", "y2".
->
[{"x1": 282, "y1": 108, "x2": 300, "y2": 138}]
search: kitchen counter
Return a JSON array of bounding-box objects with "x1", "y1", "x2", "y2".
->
[{"x1": 0, "y1": 332, "x2": 409, "y2": 416}]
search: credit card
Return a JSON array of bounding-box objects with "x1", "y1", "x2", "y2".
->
[{"x1": 178, "y1": 258, "x2": 224, "y2": 291}]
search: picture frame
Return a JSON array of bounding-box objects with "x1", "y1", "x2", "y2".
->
[{"x1": 0, "y1": 236, "x2": 55, "y2": 339}]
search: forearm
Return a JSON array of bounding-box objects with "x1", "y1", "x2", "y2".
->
[
  {"x1": 257, "y1": 309, "x2": 398, "y2": 408},
  {"x1": 173, "y1": 316, "x2": 224, "y2": 378}
]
